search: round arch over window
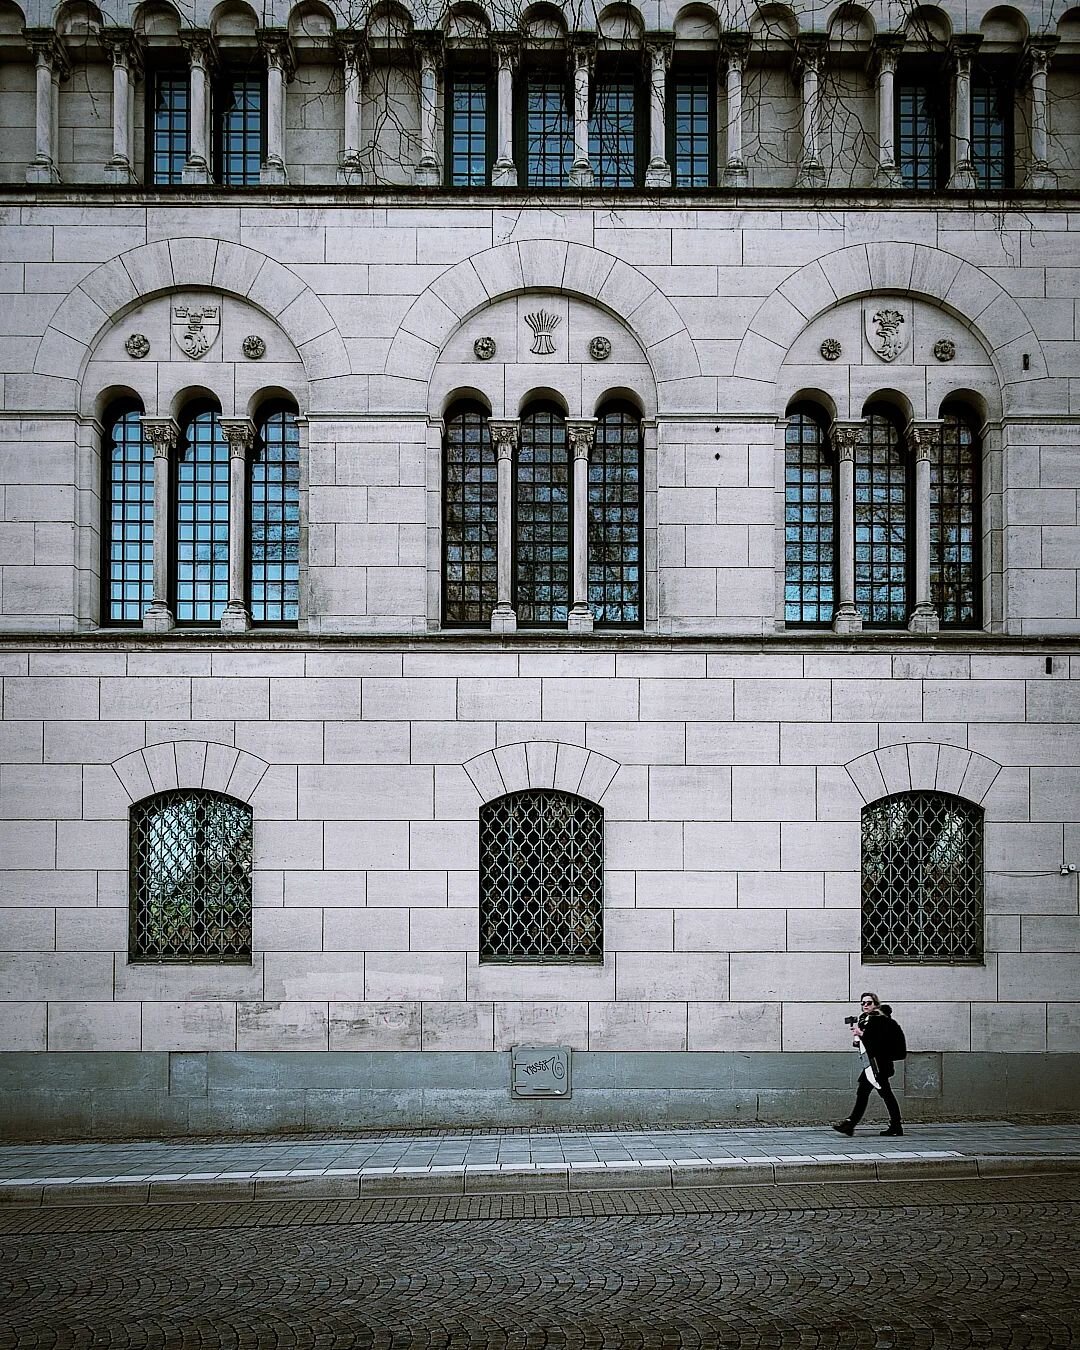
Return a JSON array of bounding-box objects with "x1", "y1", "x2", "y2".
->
[
  {"x1": 480, "y1": 789, "x2": 603, "y2": 964},
  {"x1": 861, "y1": 790, "x2": 983, "y2": 965},
  {"x1": 129, "y1": 789, "x2": 253, "y2": 963}
]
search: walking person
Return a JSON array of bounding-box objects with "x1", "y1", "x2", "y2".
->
[{"x1": 832, "y1": 991, "x2": 905, "y2": 1137}]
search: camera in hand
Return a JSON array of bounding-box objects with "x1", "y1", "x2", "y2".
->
[{"x1": 844, "y1": 1015, "x2": 859, "y2": 1026}]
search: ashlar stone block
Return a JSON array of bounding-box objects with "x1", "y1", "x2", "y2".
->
[{"x1": 688, "y1": 1002, "x2": 781, "y2": 1052}]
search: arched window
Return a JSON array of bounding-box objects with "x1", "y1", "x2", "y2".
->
[
  {"x1": 861, "y1": 791, "x2": 983, "y2": 964},
  {"x1": 251, "y1": 404, "x2": 301, "y2": 625},
  {"x1": 480, "y1": 789, "x2": 604, "y2": 964},
  {"x1": 516, "y1": 403, "x2": 571, "y2": 626},
  {"x1": 129, "y1": 790, "x2": 253, "y2": 963},
  {"x1": 102, "y1": 402, "x2": 153, "y2": 626},
  {"x1": 784, "y1": 406, "x2": 835, "y2": 627},
  {"x1": 175, "y1": 405, "x2": 230, "y2": 624},
  {"x1": 855, "y1": 409, "x2": 910, "y2": 627},
  {"x1": 589, "y1": 402, "x2": 643, "y2": 627},
  {"x1": 443, "y1": 402, "x2": 497, "y2": 626},
  {"x1": 931, "y1": 411, "x2": 981, "y2": 628}
]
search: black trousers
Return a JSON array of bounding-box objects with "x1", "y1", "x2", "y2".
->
[{"x1": 848, "y1": 1069, "x2": 902, "y2": 1128}]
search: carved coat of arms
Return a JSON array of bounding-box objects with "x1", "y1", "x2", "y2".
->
[
  {"x1": 172, "y1": 300, "x2": 221, "y2": 360},
  {"x1": 864, "y1": 304, "x2": 910, "y2": 363}
]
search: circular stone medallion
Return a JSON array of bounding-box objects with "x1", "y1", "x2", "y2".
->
[
  {"x1": 589, "y1": 336, "x2": 612, "y2": 361},
  {"x1": 474, "y1": 336, "x2": 497, "y2": 361},
  {"x1": 125, "y1": 333, "x2": 150, "y2": 359},
  {"x1": 242, "y1": 335, "x2": 267, "y2": 360},
  {"x1": 933, "y1": 338, "x2": 956, "y2": 362},
  {"x1": 819, "y1": 338, "x2": 842, "y2": 361}
]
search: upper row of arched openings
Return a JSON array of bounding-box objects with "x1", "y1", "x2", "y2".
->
[{"x1": 10, "y1": 1, "x2": 1078, "y2": 47}]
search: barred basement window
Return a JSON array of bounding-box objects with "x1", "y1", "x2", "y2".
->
[
  {"x1": 130, "y1": 790, "x2": 252, "y2": 963},
  {"x1": 480, "y1": 790, "x2": 604, "y2": 964},
  {"x1": 862, "y1": 791, "x2": 983, "y2": 965}
]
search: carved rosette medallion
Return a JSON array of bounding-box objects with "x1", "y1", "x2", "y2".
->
[
  {"x1": 933, "y1": 338, "x2": 956, "y2": 362},
  {"x1": 473, "y1": 336, "x2": 496, "y2": 361},
  {"x1": 589, "y1": 335, "x2": 611, "y2": 361},
  {"x1": 525, "y1": 309, "x2": 560, "y2": 356},
  {"x1": 242, "y1": 335, "x2": 266, "y2": 360},
  {"x1": 172, "y1": 299, "x2": 221, "y2": 359},
  {"x1": 125, "y1": 333, "x2": 151, "y2": 359},
  {"x1": 819, "y1": 338, "x2": 842, "y2": 361}
]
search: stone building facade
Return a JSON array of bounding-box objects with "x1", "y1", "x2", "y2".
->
[{"x1": 0, "y1": 0, "x2": 1078, "y2": 1137}]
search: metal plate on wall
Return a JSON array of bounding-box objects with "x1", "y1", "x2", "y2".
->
[{"x1": 511, "y1": 1045, "x2": 571, "y2": 1098}]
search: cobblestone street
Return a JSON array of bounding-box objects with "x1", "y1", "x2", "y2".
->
[{"x1": 1, "y1": 1175, "x2": 1077, "y2": 1349}]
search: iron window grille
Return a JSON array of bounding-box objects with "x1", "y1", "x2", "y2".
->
[
  {"x1": 854, "y1": 411, "x2": 911, "y2": 627},
  {"x1": 447, "y1": 70, "x2": 492, "y2": 186},
  {"x1": 129, "y1": 790, "x2": 253, "y2": 963},
  {"x1": 589, "y1": 403, "x2": 643, "y2": 627},
  {"x1": 669, "y1": 69, "x2": 714, "y2": 187},
  {"x1": 784, "y1": 408, "x2": 836, "y2": 627},
  {"x1": 522, "y1": 73, "x2": 573, "y2": 186},
  {"x1": 931, "y1": 413, "x2": 981, "y2": 628},
  {"x1": 443, "y1": 403, "x2": 498, "y2": 626},
  {"x1": 103, "y1": 404, "x2": 154, "y2": 626},
  {"x1": 862, "y1": 791, "x2": 984, "y2": 964},
  {"x1": 174, "y1": 406, "x2": 230, "y2": 625},
  {"x1": 480, "y1": 790, "x2": 604, "y2": 964},
  {"x1": 250, "y1": 406, "x2": 301, "y2": 625},
  {"x1": 148, "y1": 67, "x2": 189, "y2": 184},
  {"x1": 515, "y1": 404, "x2": 572, "y2": 626}
]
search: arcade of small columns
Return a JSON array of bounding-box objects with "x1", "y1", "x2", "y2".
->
[{"x1": 19, "y1": 26, "x2": 1061, "y2": 189}]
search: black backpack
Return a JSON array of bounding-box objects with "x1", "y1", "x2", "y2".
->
[{"x1": 884, "y1": 1017, "x2": 907, "y2": 1061}]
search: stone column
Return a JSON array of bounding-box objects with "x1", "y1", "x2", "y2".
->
[
  {"x1": 488, "y1": 421, "x2": 518, "y2": 633},
  {"x1": 720, "y1": 35, "x2": 749, "y2": 187},
  {"x1": 141, "y1": 418, "x2": 179, "y2": 633},
  {"x1": 491, "y1": 35, "x2": 518, "y2": 187},
  {"x1": 25, "y1": 31, "x2": 66, "y2": 184},
  {"x1": 259, "y1": 31, "x2": 294, "y2": 186},
  {"x1": 220, "y1": 419, "x2": 256, "y2": 633},
  {"x1": 947, "y1": 36, "x2": 980, "y2": 190},
  {"x1": 104, "y1": 31, "x2": 140, "y2": 184},
  {"x1": 1024, "y1": 38, "x2": 1059, "y2": 189},
  {"x1": 907, "y1": 422, "x2": 941, "y2": 633},
  {"x1": 414, "y1": 31, "x2": 442, "y2": 187},
  {"x1": 871, "y1": 35, "x2": 903, "y2": 187},
  {"x1": 831, "y1": 422, "x2": 862, "y2": 635},
  {"x1": 181, "y1": 33, "x2": 213, "y2": 185},
  {"x1": 336, "y1": 36, "x2": 367, "y2": 184},
  {"x1": 569, "y1": 39, "x2": 594, "y2": 187},
  {"x1": 567, "y1": 420, "x2": 597, "y2": 633},
  {"x1": 644, "y1": 37, "x2": 672, "y2": 188},
  {"x1": 795, "y1": 36, "x2": 827, "y2": 188}
]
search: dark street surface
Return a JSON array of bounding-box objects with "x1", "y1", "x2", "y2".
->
[{"x1": 1, "y1": 1174, "x2": 1077, "y2": 1348}]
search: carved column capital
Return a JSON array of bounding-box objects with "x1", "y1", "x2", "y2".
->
[
  {"x1": 258, "y1": 30, "x2": 296, "y2": 81},
  {"x1": 567, "y1": 420, "x2": 597, "y2": 462},
  {"x1": 220, "y1": 418, "x2": 258, "y2": 459},
  {"x1": 831, "y1": 422, "x2": 862, "y2": 462},
  {"x1": 719, "y1": 32, "x2": 750, "y2": 72},
  {"x1": 487, "y1": 420, "x2": 519, "y2": 460},
  {"x1": 1024, "y1": 35, "x2": 1059, "y2": 80},
  {"x1": 413, "y1": 29, "x2": 444, "y2": 72},
  {"x1": 491, "y1": 33, "x2": 519, "y2": 72},
  {"x1": 335, "y1": 32, "x2": 370, "y2": 76},
  {"x1": 795, "y1": 34, "x2": 828, "y2": 75},
  {"x1": 645, "y1": 35, "x2": 673, "y2": 70},
  {"x1": 907, "y1": 420, "x2": 943, "y2": 462},
  {"x1": 141, "y1": 417, "x2": 180, "y2": 457},
  {"x1": 102, "y1": 28, "x2": 143, "y2": 79},
  {"x1": 181, "y1": 30, "x2": 217, "y2": 73},
  {"x1": 949, "y1": 33, "x2": 982, "y2": 74},
  {"x1": 869, "y1": 32, "x2": 904, "y2": 77},
  {"x1": 570, "y1": 34, "x2": 596, "y2": 75},
  {"x1": 25, "y1": 28, "x2": 70, "y2": 78}
]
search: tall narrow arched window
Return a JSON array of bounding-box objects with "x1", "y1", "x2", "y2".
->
[
  {"x1": 480, "y1": 789, "x2": 604, "y2": 964},
  {"x1": 250, "y1": 405, "x2": 301, "y2": 625},
  {"x1": 931, "y1": 412, "x2": 981, "y2": 628},
  {"x1": 175, "y1": 406, "x2": 230, "y2": 625},
  {"x1": 443, "y1": 402, "x2": 498, "y2": 626},
  {"x1": 102, "y1": 402, "x2": 153, "y2": 626},
  {"x1": 855, "y1": 410, "x2": 910, "y2": 627},
  {"x1": 862, "y1": 791, "x2": 983, "y2": 964},
  {"x1": 516, "y1": 403, "x2": 571, "y2": 626},
  {"x1": 589, "y1": 402, "x2": 643, "y2": 627},
  {"x1": 129, "y1": 790, "x2": 253, "y2": 963},
  {"x1": 784, "y1": 407, "x2": 835, "y2": 627}
]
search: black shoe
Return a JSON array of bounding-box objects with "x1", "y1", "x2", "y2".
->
[
  {"x1": 880, "y1": 1125, "x2": 904, "y2": 1136},
  {"x1": 832, "y1": 1120, "x2": 854, "y2": 1136}
]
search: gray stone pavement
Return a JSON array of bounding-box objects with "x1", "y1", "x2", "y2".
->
[{"x1": 1, "y1": 1121, "x2": 1078, "y2": 1206}]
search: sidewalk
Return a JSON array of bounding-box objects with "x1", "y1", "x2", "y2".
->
[{"x1": 1, "y1": 1122, "x2": 1078, "y2": 1207}]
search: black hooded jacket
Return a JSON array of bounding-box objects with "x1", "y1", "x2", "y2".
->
[{"x1": 859, "y1": 1010, "x2": 896, "y2": 1081}]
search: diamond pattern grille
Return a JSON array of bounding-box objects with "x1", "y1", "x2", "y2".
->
[
  {"x1": 480, "y1": 790, "x2": 603, "y2": 964},
  {"x1": 130, "y1": 791, "x2": 252, "y2": 962},
  {"x1": 862, "y1": 791, "x2": 983, "y2": 964}
]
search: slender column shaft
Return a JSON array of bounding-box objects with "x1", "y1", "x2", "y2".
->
[
  {"x1": 831, "y1": 424, "x2": 862, "y2": 634},
  {"x1": 569, "y1": 45, "x2": 593, "y2": 185},
  {"x1": 140, "y1": 419, "x2": 179, "y2": 632},
  {"x1": 567, "y1": 422, "x2": 596, "y2": 631},
  {"x1": 413, "y1": 34, "x2": 442, "y2": 185},
  {"x1": 907, "y1": 423, "x2": 941, "y2": 632},
  {"x1": 111, "y1": 51, "x2": 130, "y2": 161},
  {"x1": 1024, "y1": 40, "x2": 1058, "y2": 186},
  {"x1": 343, "y1": 47, "x2": 360, "y2": 158},
  {"x1": 947, "y1": 39, "x2": 980, "y2": 189},
  {"x1": 491, "y1": 41, "x2": 517, "y2": 186},
  {"x1": 50, "y1": 67, "x2": 60, "y2": 166},
  {"x1": 267, "y1": 57, "x2": 285, "y2": 162},
  {"x1": 644, "y1": 40, "x2": 671, "y2": 187},
  {"x1": 877, "y1": 57, "x2": 894, "y2": 164},
  {"x1": 488, "y1": 422, "x2": 518, "y2": 632},
  {"x1": 182, "y1": 37, "x2": 211, "y2": 182},
  {"x1": 34, "y1": 48, "x2": 52, "y2": 163},
  {"x1": 795, "y1": 39, "x2": 826, "y2": 187},
  {"x1": 220, "y1": 420, "x2": 255, "y2": 632},
  {"x1": 720, "y1": 40, "x2": 748, "y2": 186}
]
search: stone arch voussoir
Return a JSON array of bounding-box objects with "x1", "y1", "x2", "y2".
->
[
  {"x1": 845, "y1": 741, "x2": 1002, "y2": 807},
  {"x1": 111, "y1": 741, "x2": 270, "y2": 806},
  {"x1": 463, "y1": 741, "x2": 620, "y2": 807}
]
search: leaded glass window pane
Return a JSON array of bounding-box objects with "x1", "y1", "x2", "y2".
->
[
  {"x1": 931, "y1": 414, "x2": 980, "y2": 628},
  {"x1": 516, "y1": 407, "x2": 571, "y2": 626},
  {"x1": 250, "y1": 408, "x2": 300, "y2": 625},
  {"x1": 672, "y1": 72, "x2": 712, "y2": 187},
  {"x1": 589, "y1": 406, "x2": 642, "y2": 627},
  {"x1": 448, "y1": 74, "x2": 488, "y2": 186},
  {"x1": 444, "y1": 406, "x2": 497, "y2": 625},
  {"x1": 130, "y1": 790, "x2": 252, "y2": 963},
  {"x1": 784, "y1": 412, "x2": 835, "y2": 627},
  {"x1": 898, "y1": 82, "x2": 942, "y2": 189},
  {"x1": 526, "y1": 76, "x2": 572, "y2": 187},
  {"x1": 480, "y1": 790, "x2": 603, "y2": 964},
  {"x1": 104, "y1": 407, "x2": 154, "y2": 626},
  {"x1": 589, "y1": 76, "x2": 637, "y2": 186},
  {"x1": 216, "y1": 74, "x2": 263, "y2": 186},
  {"x1": 972, "y1": 80, "x2": 1010, "y2": 190},
  {"x1": 150, "y1": 70, "x2": 189, "y2": 185},
  {"x1": 862, "y1": 792, "x2": 983, "y2": 964},
  {"x1": 175, "y1": 409, "x2": 229, "y2": 625},
  {"x1": 855, "y1": 413, "x2": 909, "y2": 627}
]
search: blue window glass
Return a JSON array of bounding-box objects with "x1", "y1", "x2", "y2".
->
[
  {"x1": 250, "y1": 407, "x2": 300, "y2": 625},
  {"x1": 175, "y1": 409, "x2": 230, "y2": 625},
  {"x1": 443, "y1": 405, "x2": 498, "y2": 626},
  {"x1": 104, "y1": 406, "x2": 154, "y2": 625},
  {"x1": 784, "y1": 411, "x2": 835, "y2": 627},
  {"x1": 971, "y1": 80, "x2": 1010, "y2": 189},
  {"x1": 516, "y1": 405, "x2": 570, "y2": 625},
  {"x1": 855, "y1": 413, "x2": 909, "y2": 627},
  {"x1": 150, "y1": 70, "x2": 189, "y2": 185},
  {"x1": 216, "y1": 74, "x2": 263, "y2": 185},
  {"x1": 448, "y1": 74, "x2": 489, "y2": 186},
  {"x1": 897, "y1": 82, "x2": 944, "y2": 189},
  {"x1": 589, "y1": 76, "x2": 637, "y2": 186},
  {"x1": 672, "y1": 72, "x2": 712, "y2": 187},
  {"x1": 525, "y1": 76, "x2": 572, "y2": 187},
  {"x1": 589, "y1": 404, "x2": 642, "y2": 627},
  {"x1": 931, "y1": 415, "x2": 980, "y2": 628}
]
